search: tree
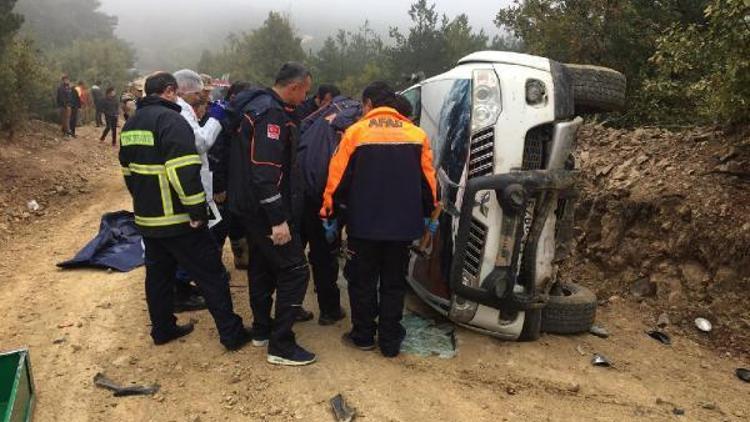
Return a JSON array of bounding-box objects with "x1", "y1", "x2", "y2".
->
[
  {"x1": 0, "y1": 0, "x2": 53, "y2": 132},
  {"x1": 245, "y1": 12, "x2": 305, "y2": 83},
  {"x1": 388, "y1": 0, "x2": 489, "y2": 86},
  {"x1": 0, "y1": 0, "x2": 23, "y2": 48},
  {"x1": 442, "y1": 15, "x2": 490, "y2": 67},
  {"x1": 646, "y1": 0, "x2": 750, "y2": 125},
  {"x1": 0, "y1": 37, "x2": 55, "y2": 131},
  {"x1": 14, "y1": 0, "x2": 116, "y2": 49},
  {"x1": 198, "y1": 12, "x2": 305, "y2": 85},
  {"x1": 309, "y1": 22, "x2": 389, "y2": 95},
  {"x1": 1, "y1": 0, "x2": 136, "y2": 133},
  {"x1": 494, "y1": 0, "x2": 709, "y2": 122},
  {"x1": 53, "y1": 38, "x2": 136, "y2": 89}
]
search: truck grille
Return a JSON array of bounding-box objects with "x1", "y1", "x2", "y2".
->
[
  {"x1": 523, "y1": 125, "x2": 552, "y2": 170},
  {"x1": 462, "y1": 218, "x2": 488, "y2": 286},
  {"x1": 468, "y1": 129, "x2": 494, "y2": 179}
]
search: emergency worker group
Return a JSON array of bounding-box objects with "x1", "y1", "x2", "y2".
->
[{"x1": 118, "y1": 62, "x2": 438, "y2": 366}]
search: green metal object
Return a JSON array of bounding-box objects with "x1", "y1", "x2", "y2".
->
[{"x1": 0, "y1": 349, "x2": 35, "y2": 422}]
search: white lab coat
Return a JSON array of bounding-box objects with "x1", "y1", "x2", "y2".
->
[{"x1": 176, "y1": 96, "x2": 222, "y2": 224}]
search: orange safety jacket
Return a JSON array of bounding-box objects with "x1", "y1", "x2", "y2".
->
[{"x1": 320, "y1": 106, "x2": 438, "y2": 241}]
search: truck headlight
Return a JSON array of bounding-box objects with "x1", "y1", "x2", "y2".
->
[{"x1": 471, "y1": 69, "x2": 502, "y2": 132}]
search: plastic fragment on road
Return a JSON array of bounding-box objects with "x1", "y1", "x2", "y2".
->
[
  {"x1": 646, "y1": 330, "x2": 672, "y2": 345},
  {"x1": 330, "y1": 394, "x2": 355, "y2": 422},
  {"x1": 0, "y1": 348, "x2": 35, "y2": 422},
  {"x1": 589, "y1": 324, "x2": 609, "y2": 338},
  {"x1": 93, "y1": 373, "x2": 159, "y2": 397},
  {"x1": 400, "y1": 312, "x2": 457, "y2": 359},
  {"x1": 591, "y1": 353, "x2": 612, "y2": 367}
]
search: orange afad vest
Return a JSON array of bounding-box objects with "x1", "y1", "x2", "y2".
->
[{"x1": 320, "y1": 106, "x2": 438, "y2": 241}]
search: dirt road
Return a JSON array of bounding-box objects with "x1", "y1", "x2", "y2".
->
[{"x1": 0, "y1": 127, "x2": 748, "y2": 421}]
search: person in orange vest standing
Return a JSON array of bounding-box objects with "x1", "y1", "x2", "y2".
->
[{"x1": 320, "y1": 81, "x2": 438, "y2": 358}]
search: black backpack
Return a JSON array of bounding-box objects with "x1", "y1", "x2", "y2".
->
[{"x1": 297, "y1": 97, "x2": 362, "y2": 201}]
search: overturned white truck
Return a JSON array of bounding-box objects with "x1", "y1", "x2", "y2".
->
[{"x1": 402, "y1": 51, "x2": 626, "y2": 341}]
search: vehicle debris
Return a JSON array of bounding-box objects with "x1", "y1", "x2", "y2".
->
[
  {"x1": 589, "y1": 324, "x2": 609, "y2": 338},
  {"x1": 736, "y1": 368, "x2": 750, "y2": 383},
  {"x1": 591, "y1": 354, "x2": 612, "y2": 367},
  {"x1": 646, "y1": 330, "x2": 671, "y2": 345},
  {"x1": 400, "y1": 313, "x2": 456, "y2": 358},
  {"x1": 93, "y1": 372, "x2": 160, "y2": 397},
  {"x1": 694, "y1": 318, "x2": 713, "y2": 333},
  {"x1": 330, "y1": 393, "x2": 355, "y2": 422}
]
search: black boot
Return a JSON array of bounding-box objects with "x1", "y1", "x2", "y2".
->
[{"x1": 153, "y1": 322, "x2": 194, "y2": 345}]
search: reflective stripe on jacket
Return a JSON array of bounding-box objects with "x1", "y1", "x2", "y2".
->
[
  {"x1": 321, "y1": 107, "x2": 438, "y2": 241},
  {"x1": 227, "y1": 88, "x2": 304, "y2": 232},
  {"x1": 119, "y1": 95, "x2": 208, "y2": 238}
]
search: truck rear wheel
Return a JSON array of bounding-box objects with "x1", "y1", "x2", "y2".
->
[
  {"x1": 541, "y1": 281, "x2": 597, "y2": 334},
  {"x1": 563, "y1": 64, "x2": 626, "y2": 114}
]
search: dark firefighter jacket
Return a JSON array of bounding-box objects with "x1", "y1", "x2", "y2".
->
[
  {"x1": 321, "y1": 106, "x2": 438, "y2": 241},
  {"x1": 119, "y1": 95, "x2": 208, "y2": 238},
  {"x1": 226, "y1": 88, "x2": 303, "y2": 232}
]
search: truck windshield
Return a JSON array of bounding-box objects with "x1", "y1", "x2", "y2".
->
[{"x1": 421, "y1": 78, "x2": 471, "y2": 200}]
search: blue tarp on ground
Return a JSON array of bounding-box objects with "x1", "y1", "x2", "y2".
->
[{"x1": 57, "y1": 211, "x2": 144, "y2": 272}]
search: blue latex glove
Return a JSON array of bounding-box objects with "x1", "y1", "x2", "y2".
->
[
  {"x1": 322, "y1": 218, "x2": 338, "y2": 244},
  {"x1": 424, "y1": 218, "x2": 439, "y2": 234},
  {"x1": 207, "y1": 101, "x2": 226, "y2": 121}
]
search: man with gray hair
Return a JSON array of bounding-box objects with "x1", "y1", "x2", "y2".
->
[
  {"x1": 172, "y1": 69, "x2": 227, "y2": 311},
  {"x1": 174, "y1": 68, "x2": 224, "y2": 204}
]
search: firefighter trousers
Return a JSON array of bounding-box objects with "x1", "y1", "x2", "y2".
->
[{"x1": 143, "y1": 229, "x2": 246, "y2": 346}]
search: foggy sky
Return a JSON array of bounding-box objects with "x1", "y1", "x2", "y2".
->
[{"x1": 98, "y1": 0, "x2": 512, "y2": 71}]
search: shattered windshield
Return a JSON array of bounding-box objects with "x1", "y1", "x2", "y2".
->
[{"x1": 420, "y1": 78, "x2": 471, "y2": 204}]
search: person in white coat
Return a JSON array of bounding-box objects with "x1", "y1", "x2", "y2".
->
[
  {"x1": 171, "y1": 69, "x2": 227, "y2": 312},
  {"x1": 174, "y1": 69, "x2": 224, "y2": 216}
]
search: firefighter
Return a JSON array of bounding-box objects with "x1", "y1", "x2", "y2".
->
[
  {"x1": 320, "y1": 81, "x2": 438, "y2": 357},
  {"x1": 119, "y1": 72, "x2": 251, "y2": 350},
  {"x1": 227, "y1": 62, "x2": 316, "y2": 366}
]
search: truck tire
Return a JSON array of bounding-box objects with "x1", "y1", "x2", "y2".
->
[
  {"x1": 518, "y1": 309, "x2": 542, "y2": 342},
  {"x1": 541, "y1": 281, "x2": 597, "y2": 334},
  {"x1": 563, "y1": 64, "x2": 626, "y2": 114}
]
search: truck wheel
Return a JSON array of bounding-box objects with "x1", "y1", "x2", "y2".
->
[
  {"x1": 541, "y1": 281, "x2": 597, "y2": 334},
  {"x1": 518, "y1": 309, "x2": 542, "y2": 342},
  {"x1": 563, "y1": 64, "x2": 626, "y2": 114}
]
